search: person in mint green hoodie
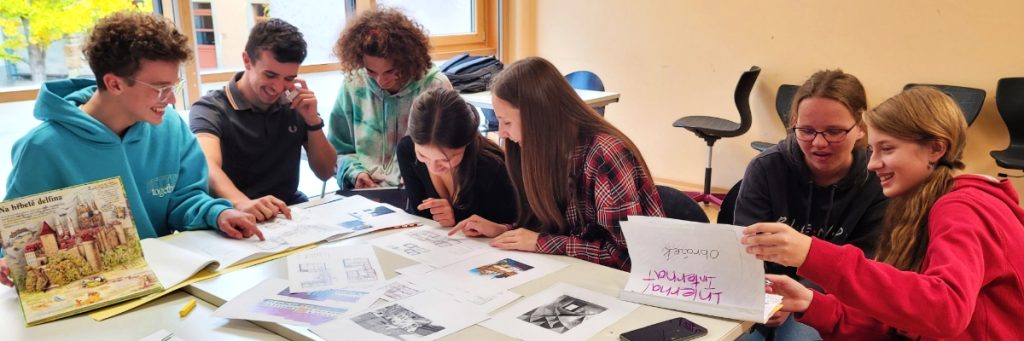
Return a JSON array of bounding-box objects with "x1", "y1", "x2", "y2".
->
[
  {"x1": 1, "y1": 12, "x2": 262, "y2": 286},
  {"x1": 328, "y1": 8, "x2": 452, "y2": 189}
]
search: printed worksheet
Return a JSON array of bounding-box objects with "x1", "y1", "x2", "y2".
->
[
  {"x1": 370, "y1": 225, "x2": 494, "y2": 268},
  {"x1": 310, "y1": 290, "x2": 487, "y2": 341},
  {"x1": 303, "y1": 195, "x2": 424, "y2": 241},
  {"x1": 213, "y1": 278, "x2": 380, "y2": 327},
  {"x1": 160, "y1": 208, "x2": 345, "y2": 268},
  {"x1": 414, "y1": 250, "x2": 568, "y2": 296},
  {"x1": 287, "y1": 245, "x2": 385, "y2": 293},
  {"x1": 481, "y1": 282, "x2": 639, "y2": 341},
  {"x1": 618, "y1": 216, "x2": 782, "y2": 323}
]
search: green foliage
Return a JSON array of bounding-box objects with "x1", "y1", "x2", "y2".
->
[
  {"x1": 101, "y1": 243, "x2": 141, "y2": 271},
  {"x1": 0, "y1": 0, "x2": 153, "y2": 64},
  {"x1": 41, "y1": 250, "x2": 94, "y2": 288}
]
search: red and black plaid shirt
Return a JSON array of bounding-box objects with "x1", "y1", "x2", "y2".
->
[{"x1": 535, "y1": 132, "x2": 664, "y2": 271}]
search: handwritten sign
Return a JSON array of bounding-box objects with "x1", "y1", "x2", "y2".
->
[{"x1": 619, "y1": 216, "x2": 778, "y2": 323}]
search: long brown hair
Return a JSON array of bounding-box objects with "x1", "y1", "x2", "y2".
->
[
  {"x1": 866, "y1": 86, "x2": 967, "y2": 271},
  {"x1": 407, "y1": 87, "x2": 504, "y2": 209},
  {"x1": 790, "y1": 69, "x2": 868, "y2": 148},
  {"x1": 490, "y1": 57, "x2": 653, "y2": 233}
]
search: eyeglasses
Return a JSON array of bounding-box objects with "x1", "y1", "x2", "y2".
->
[
  {"x1": 790, "y1": 122, "x2": 859, "y2": 143},
  {"x1": 127, "y1": 77, "x2": 184, "y2": 100}
]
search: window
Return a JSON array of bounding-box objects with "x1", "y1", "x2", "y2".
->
[{"x1": 378, "y1": 0, "x2": 476, "y2": 36}]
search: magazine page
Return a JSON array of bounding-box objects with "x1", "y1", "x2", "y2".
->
[{"x1": 0, "y1": 177, "x2": 162, "y2": 325}]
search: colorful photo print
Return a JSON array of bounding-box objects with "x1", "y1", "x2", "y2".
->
[
  {"x1": 250, "y1": 299, "x2": 348, "y2": 326},
  {"x1": 352, "y1": 304, "x2": 445, "y2": 340},
  {"x1": 517, "y1": 295, "x2": 608, "y2": 334},
  {"x1": 277, "y1": 287, "x2": 368, "y2": 304},
  {"x1": 469, "y1": 258, "x2": 534, "y2": 279},
  {"x1": 349, "y1": 206, "x2": 396, "y2": 220},
  {"x1": 339, "y1": 219, "x2": 372, "y2": 231}
]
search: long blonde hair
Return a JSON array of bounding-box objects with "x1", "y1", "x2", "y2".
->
[{"x1": 865, "y1": 86, "x2": 967, "y2": 271}]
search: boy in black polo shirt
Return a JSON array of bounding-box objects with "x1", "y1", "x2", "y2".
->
[{"x1": 190, "y1": 19, "x2": 336, "y2": 222}]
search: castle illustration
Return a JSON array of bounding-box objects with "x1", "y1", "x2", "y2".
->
[{"x1": 21, "y1": 197, "x2": 135, "y2": 280}]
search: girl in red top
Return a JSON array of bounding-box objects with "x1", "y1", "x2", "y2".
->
[
  {"x1": 448, "y1": 57, "x2": 664, "y2": 271},
  {"x1": 742, "y1": 86, "x2": 1024, "y2": 340}
]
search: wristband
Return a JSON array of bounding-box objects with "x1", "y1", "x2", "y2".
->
[{"x1": 306, "y1": 117, "x2": 325, "y2": 131}]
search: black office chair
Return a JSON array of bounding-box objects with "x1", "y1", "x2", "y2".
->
[
  {"x1": 991, "y1": 78, "x2": 1024, "y2": 176},
  {"x1": 674, "y1": 66, "x2": 760, "y2": 206},
  {"x1": 716, "y1": 180, "x2": 743, "y2": 224},
  {"x1": 751, "y1": 84, "x2": 800, "y2": 152},
  {"x1": 903, "y1": 83, "x2": 986, "y2": 126},
  {"x1": 655, "y1": 185, "x2": 709, "y2": 223}
]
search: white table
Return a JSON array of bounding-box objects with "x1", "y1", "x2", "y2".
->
[
  {"x1": 1, "y1": 288, "x2": 285, "y2": 341},
  {"x1": 461, "y1": 89, "x2": 621, "y2": 110},
  {"x1": 187, "y1": 216, "x2": 752, "y2": 341}
]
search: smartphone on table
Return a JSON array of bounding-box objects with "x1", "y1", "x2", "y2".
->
[{"x1": 619, "y1": 317, "x2": 708, "y2": 341}]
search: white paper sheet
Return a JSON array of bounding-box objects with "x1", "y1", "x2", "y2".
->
[
  {"x1": 287, "y1": 245, "x2": 385, "y2": 292},
  {"x1": 413, "y1": 250, "x2": 568, "y2": 296},
  {"x1": 140, "y1": 238, "x2": 218, "y2": 288},
  {"x1": 162, "y1": 208, "x2": 346, "y2": 268},
  {"x1": 379, "y1": 278, "x2": 427, "y2": 302},
  {"x1": 481, "y1": 282, "x2": 639, "y2": 341},
  {"x1": 304, "y1": 195, "x2": 425, "y2": 241},
  {"x1": 310, "y1": 290, "x2": 487, "y2": 341},
  {"x1": 394, "y1": 263, "x2": 434, "y2": 276},
  {"x1": 137, "y1": 329, "x2": 188, "y2": 341},
  {"x1": 618, "y1": 216, "x2": 774, "y2": 322},
  {"x1": 371, "y1": 225, "x2": 494, "y2": 268},
  {"x1": 213, "y1": 278, "x2": 380, "y2": 327}
]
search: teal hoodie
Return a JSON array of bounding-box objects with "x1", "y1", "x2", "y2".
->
[{"x1": 5, "y1": 78, "x2": 230, "y2": 240}]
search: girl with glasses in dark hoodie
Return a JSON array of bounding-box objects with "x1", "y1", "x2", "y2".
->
[{"x1": 734, "y1": 70, "x2": 888, "y2": 341}]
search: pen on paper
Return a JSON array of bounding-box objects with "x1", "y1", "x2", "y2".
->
[
  {"x1": 179, "y1": 298, "x2": 196, "y2": 318},
  {"x1": 161, "y1": 333, "x2": 175, "y2": 341}
]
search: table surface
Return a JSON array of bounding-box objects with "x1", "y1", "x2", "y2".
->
[
  {"x1": 461, "y1": 89, "x2": 621, "y2": 110},
  {"x1": 1, "y1": 287, "x2": 286, "y2": 341},
  {"x1": 3, "y1": 204, "x2": 751, "y2": 341},
  {"x1": 187, "y1": 215, "x2": 752, "y2": 341}
]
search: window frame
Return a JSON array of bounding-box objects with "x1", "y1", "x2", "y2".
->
[{"x1": 0, "y1": 0, "x2": 505, "y2": 104}]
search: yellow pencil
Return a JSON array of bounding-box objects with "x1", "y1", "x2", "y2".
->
[{"x1": 179, "y1": 298, "x2": 197, "y2": 318}]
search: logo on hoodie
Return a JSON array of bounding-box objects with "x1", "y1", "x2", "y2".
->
[{"x1": 148, "y1": 174, "x2": 178, "y2": 198}]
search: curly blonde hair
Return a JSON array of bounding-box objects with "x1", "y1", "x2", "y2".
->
[
  {"x1": 83, "y1": 11, "x2": 192, "y2": 90},
  {"x1": 334, "y1": 8, "x2": 432, "y2": 85}
]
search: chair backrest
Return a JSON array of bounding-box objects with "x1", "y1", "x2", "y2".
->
[
  {"x1": 775, "y1": 84, "x2": 800, "y2": 126},
  {"x1": 716, "y1": 180, "x2": 743, "y2": 224},
  {"x1": 655, "y1": 185, "x2": 709, "y2": 223},
  {"x1": 732, "y1": 66, "x2": 762, "y2": 137},
  {"x1": 479, "y1": 107, "x2": 499, "y2": 133},
  {"x1": 903, "y1": 83, "x2": 986, "y2": 126},
  {"x1": 565, "y1": 70, "x2": 605, "y2": 91},
  {"x1": 996, "y1": 78, "x2": 1024, "y2": 147}
]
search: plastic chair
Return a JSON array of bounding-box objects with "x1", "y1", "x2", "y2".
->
[
  {"x1": 565, "y1": 70, "x2": 607, "y2": 116},
  {"x1": 673, "y1": 66, "x2": 761, "y2": 206},
  {"x1": 717, "y1": 180, "x2": 743, "y2": 224},
  {"x1": 991, "y1": 78, "x2": 1024, "y2": 175},
  {"x1": 655, "y1": 185, "x2": 709, "y2": 223},
  {"x1": 903, "y1": 83, "x2": 986, "y2": 126},
  {"x1": 751, "y1": 84, "x2": 800, "y2": 152}
]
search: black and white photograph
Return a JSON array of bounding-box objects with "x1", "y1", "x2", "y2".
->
[
  {"x1": 352, "y1": 304, "x2": 445, "y2": 340},
  {"x1": 517, "y1": 295, "x2": 608, "y2": 333}
]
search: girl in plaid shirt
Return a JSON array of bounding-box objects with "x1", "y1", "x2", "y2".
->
[{"x1": 449, "y1": 57, "x2": 664, "y2": 271}]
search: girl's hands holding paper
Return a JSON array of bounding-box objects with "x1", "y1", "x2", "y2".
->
[
  {"x1": 741, "y1": 222, "x2": 811, "y2": 267},
  {"x1": 765, "y1": 274, "x2": 813, "y2": 314}
]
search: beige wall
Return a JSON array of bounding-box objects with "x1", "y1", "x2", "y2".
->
[
  {"x1": 522, "y1": 0, "x2": 1024, "y2": 194},
  {"x1": 208, "y1": 0, "x2": 259, "y2": 70}
]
